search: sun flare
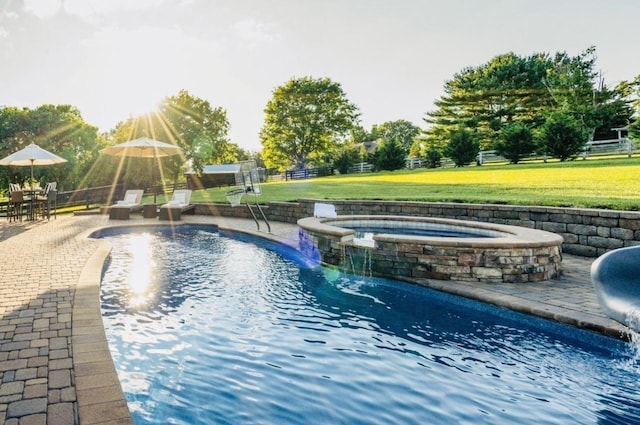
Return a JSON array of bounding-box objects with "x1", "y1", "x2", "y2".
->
[{"x1": 126, "y1": 233, "x2": 156, "y2": 308}]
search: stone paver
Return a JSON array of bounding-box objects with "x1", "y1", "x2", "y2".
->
[{"x1": 0, "y1": 212, "x2": 633, "y2": 424}]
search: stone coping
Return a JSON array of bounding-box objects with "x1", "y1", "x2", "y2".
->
[{"x1": 298, "y1": 215, "x2": 565, "y2": 248}]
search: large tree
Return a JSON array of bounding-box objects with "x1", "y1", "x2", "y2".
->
[
  {"x1": 103, "y1": 90, "x2": 233, "y2": 189},
  {"x1": 543, "y1": 47, "x2": 632, "y2": 142},
  {"x1": 260, "y1": 76, "x2": 360, "y2": 170},
  {"x1": 371, "y1": 120, "x2": 421, "y2": 155},
  {"x1": 0, "y1": 105, "x2": 104, "y2": 190},
  {"x1": 424, "y1": 52, "x2": 553, "y2": 150}
]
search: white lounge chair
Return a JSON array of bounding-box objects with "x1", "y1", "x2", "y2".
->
[
  {"x1": 159, "y1": 189, "x2": 195, "y2": 221},
  {"x1": 109, "y1": 189, "x2": 144, "y2": 220}
]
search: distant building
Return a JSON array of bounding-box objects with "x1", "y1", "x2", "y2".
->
[
  {"x1": 359, "y1": 140, "x2": 380, "y2": 156},
  {"x1": 184, "y1": 164, "x2": 240, "y2": 189}
]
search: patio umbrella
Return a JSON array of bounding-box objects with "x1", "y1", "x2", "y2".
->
[
  {"x1": 102, "y1": 137, "x2": 183, "y2": 203},
  {"x1": 0, "y1": 143, "x2": 68, "y2": 190}
]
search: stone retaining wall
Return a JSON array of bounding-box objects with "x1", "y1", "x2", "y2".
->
[{"x1": 194, "y1": 199, "x2": 640, "y2": 257}]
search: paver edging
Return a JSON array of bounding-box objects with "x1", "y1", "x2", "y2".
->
[{"x1": 72, "y1": 230, "x2": 133, "y2": 425}]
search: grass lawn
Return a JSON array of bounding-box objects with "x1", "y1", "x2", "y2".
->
[{"x1": 186, "y1": 156, "x2": 640, "y2": 211}]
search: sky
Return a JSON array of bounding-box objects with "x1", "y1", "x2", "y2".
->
[{"x1": 1, "y1": 0, "x2": 639, "y2": 151}]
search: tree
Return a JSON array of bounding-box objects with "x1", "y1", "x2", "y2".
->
[
  {"x1": 0, "y1": 105, "x2": 104, "y2": 190},
  {"x1": 537, "y1": 110, "x2": 588, "y2": 161},
  {"x1": 260, "y1": 76, "x2": 360, "y2": 170},
  {"x1": 424, "y1": 145, "x2": 443, "y2": 168},
  {"x1": 494, "y1": 122, "x2": 536, "y2": 164},
  {"x1": 349, "y1": 125, "x2": 373, "y2": 145},
  {"x1": 374, "y1": 138, "x2": 406, "y2": 171},
  {"x1": 371, "y1": 120, "x2": 421, "y2": 154},
  {"x1": 445, "y1": 126, "x2": 479, "y2": 167},
  {"x1": 160, "y1": 90, "x2": 233, "y2": 173},
  {"x1": 104, "y1": 90, "x2": 232, "y2": 189},
  {"x1": 618, "y1": 75, "x2": 640, "y2": 140},
  {"x1": 424, "y1": 52, "x2": 553, "y2": 150},
  {"x1": 408, "y1": 139, "x2": 422, "y2": 158},
  {"x1": 543, "y1": 47, "x2": 632, "y2": 142},
  {"x1": 332, "y1": 143, "x2": 361, "y2": 174}
]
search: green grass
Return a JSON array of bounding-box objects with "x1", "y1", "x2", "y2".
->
[{"x1": 187, "y1": 156, "x2": 640, "y2": 211}]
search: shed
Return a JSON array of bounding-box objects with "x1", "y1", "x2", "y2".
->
[{"x1": 185, "y1": 164, "x2": 241, "y2": 189}]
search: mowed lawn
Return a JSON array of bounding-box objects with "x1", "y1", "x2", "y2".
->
[{"x1": 189, "y1": 156, "x2": 640, "y2": 211}]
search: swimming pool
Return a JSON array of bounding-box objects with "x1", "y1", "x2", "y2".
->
[{"x1": 98, "y1": 225, "x2": 640, "y2": 424}]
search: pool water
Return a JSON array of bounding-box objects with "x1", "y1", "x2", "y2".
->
[
  {"x1": 348, "y1": 225, "x2": 492, "y2": 238},
  {"x1": 98, "y1": 226, "x2": 640, "y2": 425}
]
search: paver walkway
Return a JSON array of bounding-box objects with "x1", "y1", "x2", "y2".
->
[{"x1": 0, "y1": 214, "x2": 633, "y2": 424}]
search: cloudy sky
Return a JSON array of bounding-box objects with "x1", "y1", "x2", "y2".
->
[{"x1": 1, "y1": 0, "x2": 639, "y2": 151}]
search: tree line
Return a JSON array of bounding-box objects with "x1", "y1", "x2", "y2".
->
[
  {"x1": 0, "y1": 91, "x2": 255, "y2": 192},
  {"x1": 422, "y1": 47, "x2": 636, "y2": 166},
  {"x1": 261, "y1": 47, "x2": 639, "y2": 172},
  {"x1": 1, "y1": 46, "x2": 639, "y2": 193}
]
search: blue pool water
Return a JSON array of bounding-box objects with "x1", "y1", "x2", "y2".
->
[
  {"x1": 348, "y1": 225, "x2": 490, "y2": 238},
  {"x1": 97, "y1": 225, "x2": 640, "y2": 424}
]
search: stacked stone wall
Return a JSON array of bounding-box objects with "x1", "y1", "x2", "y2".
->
[
  {"x1": 195, "y1": 199, "x2": 640, "y2": 257},
  {"x1": 299, "y1": 219, "x2": 562, "y2": 284}
]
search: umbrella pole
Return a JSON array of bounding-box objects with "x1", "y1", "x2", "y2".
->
[
  {"x1": 152, "y1": 155, "x2": 157, "y2": 204},
  {"x1": 30, "y1": 160, "x2": 34, "y2": 190}
]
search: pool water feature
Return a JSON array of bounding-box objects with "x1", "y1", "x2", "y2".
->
[
  {"x1": 298, "y1": 215, "x2": 564, "y2": 283},
  {"x1": 97, "y1": 225, "x2": 640, "y2": 424}
]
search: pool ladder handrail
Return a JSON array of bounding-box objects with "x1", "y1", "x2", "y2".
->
[{"x1": 243, "y1": 186, "x2": 271, "y2": 233}]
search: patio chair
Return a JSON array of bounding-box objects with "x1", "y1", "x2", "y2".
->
[
  {"x1": 159, "y1": 189, "x2": 195, "y2": 221},
  {"x1": 37, "y1": 182, "x2": 58, "y2": 220},
  {"x1": 7, "y1": 190, "x2": 25, "y2": 222},
  {"x1": 109, "y1": 189, "x2": 145, "y2": 220}
]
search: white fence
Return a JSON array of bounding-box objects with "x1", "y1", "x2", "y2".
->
[
  {"x1": 477, "y1": 138, "x2": 636, "y2": 164},
  {"x1": 349, "y1": 162, "x2": 374, "y2": 173},
  {"x1": 582, "y1": 138, "x2": 634, "y2": 158}
]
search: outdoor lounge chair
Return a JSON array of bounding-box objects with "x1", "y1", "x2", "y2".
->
[
  {"x1": 109, "y1": 189, "x2": 144, "y2": 220},
  {"x1": 159, "y1": 189, "x2": 195, "y2": 221}
]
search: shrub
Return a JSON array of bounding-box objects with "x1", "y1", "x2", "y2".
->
[
  {"x1": 374, "y1": 138, "x2": 406, "y2": 171},
  {"x1": 538, "y1": 110, "x2": 589, "y2": 161},
  {"x1": 445, "y1": 126, "x2": 479, "y2": 167},
  {"x1": 495, "y1": 122, "x2": 536, "y2": 164}
]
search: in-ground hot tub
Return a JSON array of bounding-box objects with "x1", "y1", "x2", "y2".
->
[{"x1": 298, "y1": 215, "x2": 564, "y2": 283}]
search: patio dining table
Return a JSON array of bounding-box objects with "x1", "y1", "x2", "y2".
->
[{"x1": 22, "y1": 188, "x2": 44, "y2": 220}]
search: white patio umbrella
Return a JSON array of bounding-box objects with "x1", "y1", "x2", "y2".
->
[
  {"x1": 0, "y1": 143, "x2": 68, "y2": 190},
  {"x1": 102, "y1": 137, "x2": 183, "y2": 203}
]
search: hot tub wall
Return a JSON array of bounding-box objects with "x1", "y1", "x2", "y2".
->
[{"x1": 299, "y1": 227, "x2": 562, "y2": 284}]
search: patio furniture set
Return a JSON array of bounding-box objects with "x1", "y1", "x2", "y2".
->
[
  {"x1": 6, "y1": 182, "x2": 58, "y2": 222},
  {"x1": 108, "y1": 189, "x2": 195, "y2": 221}
]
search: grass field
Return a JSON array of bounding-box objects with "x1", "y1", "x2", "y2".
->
[{"x1": 187, "y1": 156, "x2": 640, "y2": 211}]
